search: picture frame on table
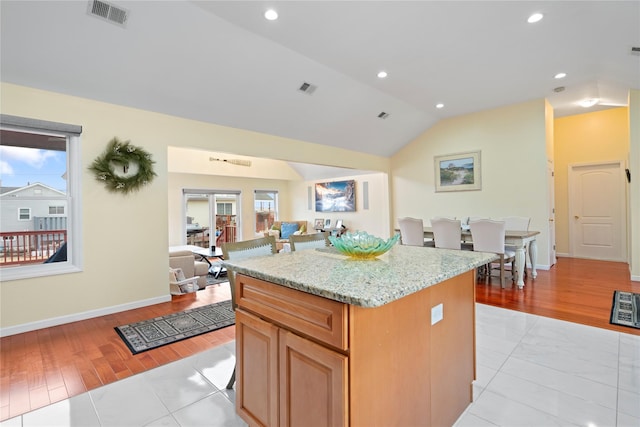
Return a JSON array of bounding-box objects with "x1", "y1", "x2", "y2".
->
[
  {"x1": 335, "y1": 219, "x2": 343, "y2": 229},
  {"x1": 324, "y1": 219, "x2": 332, "y2": 229},
  {"x1": 314, "y1": 218, "x2": 325, "y2": 230},
  {"x1": 434, "y1": 150, "x2": 482, "y2": 192}
]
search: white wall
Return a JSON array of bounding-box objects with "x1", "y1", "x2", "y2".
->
[{"x1": 391, "y1": 99, "x2": 552, "y2": 268}]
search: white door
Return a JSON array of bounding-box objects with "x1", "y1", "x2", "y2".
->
[
  {"x1": 548, "y1": 160, "x2": 557, "y2": 266},
  {"x1": 184, "y1": 190, "x2": 241, "y2": 246},
  {"x1": 569, "y1": 162, "x2": 626, "y2": 261}
]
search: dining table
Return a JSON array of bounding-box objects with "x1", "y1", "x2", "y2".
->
[{"x1": 397, "y1": 227, "x2": 539, "y2": 289}]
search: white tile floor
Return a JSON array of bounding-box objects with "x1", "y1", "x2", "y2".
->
[{"x1": 2, "y1": 304, "x2": 639, "y2": 427}]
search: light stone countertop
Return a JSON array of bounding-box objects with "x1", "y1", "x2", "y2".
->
[{"x1": 222, "y1": 245, "x2": 498, "y2": 307}]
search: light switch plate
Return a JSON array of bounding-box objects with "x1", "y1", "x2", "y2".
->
[{"x1": 431, "y1": 303, "x2": 443, "y2": 325}]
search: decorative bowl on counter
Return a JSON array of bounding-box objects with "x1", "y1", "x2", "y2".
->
[{"x1": 328, "y1": 231, "x2": 400, "y2": 259}]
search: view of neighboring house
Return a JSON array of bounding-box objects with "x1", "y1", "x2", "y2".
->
[{"x1": 0, "y1": 182, "x2": 67, "y2": 255}]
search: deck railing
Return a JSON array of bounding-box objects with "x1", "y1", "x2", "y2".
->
[{"x1": 0, "y1": 230, "x2": 67, "y2": 266}]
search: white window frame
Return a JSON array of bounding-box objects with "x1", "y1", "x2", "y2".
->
[
  {"x1": 0, "y1": 115, "x2": 83, "y2": 281},
  {"x1": 216, "y1": 202, "x2": 233, "y2": 215},
  {"x1": 254, "y1": 189, "x2": 279, "y2": 234},
  {"x1": 49, "y1": 206, "x2": 65, "y2": 215},
  {"x1": 17, "y1": 207, "x2": 32, "y2": 221}
]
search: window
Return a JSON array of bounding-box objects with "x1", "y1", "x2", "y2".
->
[
  {"x1": 255, "y1": 190, "x2": 278, "y2": 234},
  {"x1": 216, "y1": 202, "x2": 233, "y2": 215},
  {"x1": 49, "y1": 206, "x2": 65, "y2": 215},
  {"x1": 0, "y1": 114, "x2": 82, "y2": 280},
  {"x1": 18, "y1": 208, "x2": 31, "y2": 221}
]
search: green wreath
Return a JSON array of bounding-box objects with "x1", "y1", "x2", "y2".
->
[{"x1": 89, "y1": 137, "x2": 156, "y2": 194}]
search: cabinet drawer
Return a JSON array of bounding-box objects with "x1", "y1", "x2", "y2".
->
[{"x1": 236, "y1": 274, "x2": 348, "y2": 351}]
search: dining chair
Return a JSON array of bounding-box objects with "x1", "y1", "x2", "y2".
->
[
  {"x1": 289, "y1": 232, "x2": 330, "y2": 251},
  {"x1": 221, "y1": 235, "x2": 278, "y2": 389},
  {"x1": 430, "y1": 217, "x2": 462, "y2": 249},
  {"x1": 468, "y1": 219, "x2": 515, "y2": 288},
  {"x1": 398, "y1": 217, "x2": 433, "y2": 246},
  {"x1": 463, "y1": 216, "x2": 489, "y2": 245},
  {"x1": 502, "y1": 216, "x2": 531, "y2": 275}
]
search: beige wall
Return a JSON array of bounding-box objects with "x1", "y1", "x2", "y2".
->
[
  {"x1": 169, "y1": 170, "x2": 391, "y2": 246},
  {"x1": 0, "y1": 83, "x2": 389, "y2": 332},
  {"x1": 3, "y1": 82, "x2": 638, "y2": 333},
  {"x1": 554, "y1": 108, "x2": 630, "y2": 255},
  {"x1": 168, "y1": 173, "x2": 294, "y2": 245},
  {"x1": 391, "y1": 99, "x2": 553, "y2": 267},
  {"x1": 289, "y1": 172, "x2": 391, "y2": 238}
]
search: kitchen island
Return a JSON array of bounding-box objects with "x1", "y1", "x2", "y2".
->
[{"x1": 223, "y1": 245, "x2": 497, "y2": 427}]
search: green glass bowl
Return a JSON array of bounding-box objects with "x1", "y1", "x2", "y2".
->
[{"x1": 329, "y1": 231, "x2": 400, "y2": 259}]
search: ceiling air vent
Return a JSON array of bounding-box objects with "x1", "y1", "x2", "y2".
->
[
  {"x1": 298, "y1": 82, "x2": 317, "y2": 95},
  {"x1": 87, "y1": 0, "x2": 129, "y2": 27},
  {"x1": 377, "y1": 112, "x2": 390, "y2": 119}
]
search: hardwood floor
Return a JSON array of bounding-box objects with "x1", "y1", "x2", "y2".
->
[
  {"x1": 0, "y1": 284, "x2": 235, "y2": 422},
  {"x1": 1, "y1": 257, "x2": 638, "y2": 421},
  {"x1": 476, "y1": 257, "x2": 640, "y2": 335}
]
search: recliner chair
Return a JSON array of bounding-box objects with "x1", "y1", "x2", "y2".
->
[{"x1": 169, "y1": 250, "x2": 208, "y2": 290}]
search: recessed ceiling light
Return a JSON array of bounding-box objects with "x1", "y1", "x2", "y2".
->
[
  {"x1": 554, "y1": 72, "x2": 567, "y2": 79},
  {"x1": 436, "y1": 103, "x2": 444, "y2": 109},
  {"x1": 264, "y1": 9, "x2": 278, "y2": 20},
  {"x1": 527, "y1": 12, "x2": 543, "y2": 23},
  {"x1": 377, "y1": 71, "x2": 388, "y2": 79},
  {"x1": 579, "y1": 98, "x2": 599, "y2": 108}
]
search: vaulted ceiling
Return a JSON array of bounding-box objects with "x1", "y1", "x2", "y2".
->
[{"x1": 1, "y1": 1, "x2": 638, "y2": 158}]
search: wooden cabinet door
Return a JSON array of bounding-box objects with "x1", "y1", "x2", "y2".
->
[
  {"x1": 236, "y1": 309, "x2": 279, "y2": 427},
  {"x1": 278, "y1": 329, "x2": 348, "y2": 427}
]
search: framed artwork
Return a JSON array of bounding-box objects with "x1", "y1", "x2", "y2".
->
[
  {"x1": 335, "y1": 219, "x2": 343, "y2": 229},
  {"x1": 314, "y1": 218, "x2": 325, "y2": 230},
  {"x1": 315, "y1": 180, "x2": 356, "y2": 212},
  {"x1": 434, "y1": 151, "x2": 481, "y2": 192},
  {"x1": 324, "y1": 219, "x2": 332, "y2": 229}
]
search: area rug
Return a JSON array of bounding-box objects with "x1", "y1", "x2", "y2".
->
[
  {"x1": 115, "y1": 301, "x2": 235, "y2": 354},
  {"x1": 609, "y1": 291, "x2": 640, "y2": 329}
]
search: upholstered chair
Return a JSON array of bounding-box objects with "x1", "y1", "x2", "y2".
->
[
  {"x1": 469, "y1": 219, "x2": 515, "y2": 288},
  {"x1": 221, "y1": 235, "x2": 278, "y2": 389}
]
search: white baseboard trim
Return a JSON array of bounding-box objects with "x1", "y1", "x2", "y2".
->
[
  {"x1": 534, "y1": 264, "x2": 551, "y2": 271},
  {"x1": 631, "y1": 274, "x2": 640, "y2": 282},
  {"x1": 556, "y1": 252, "x2": 570, "y2": 258},
  {"x1": 0, "y1": 295, "x2": 171, "y2": 338}
]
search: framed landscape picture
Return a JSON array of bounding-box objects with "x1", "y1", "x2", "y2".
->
[
  {"x1": 434, "y1": 151, "x2": 481, "y2": 192},
  {"x1": 315, "y1": 180, "x2": 356, "y2": 212}
]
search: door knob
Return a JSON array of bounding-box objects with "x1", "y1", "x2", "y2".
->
[
  {"x1": 549, "y1": 218, "x2": 554, "y2": 222},
  {"x1": 574, "y1": 215, "x2": 580, "y2": 219}
]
